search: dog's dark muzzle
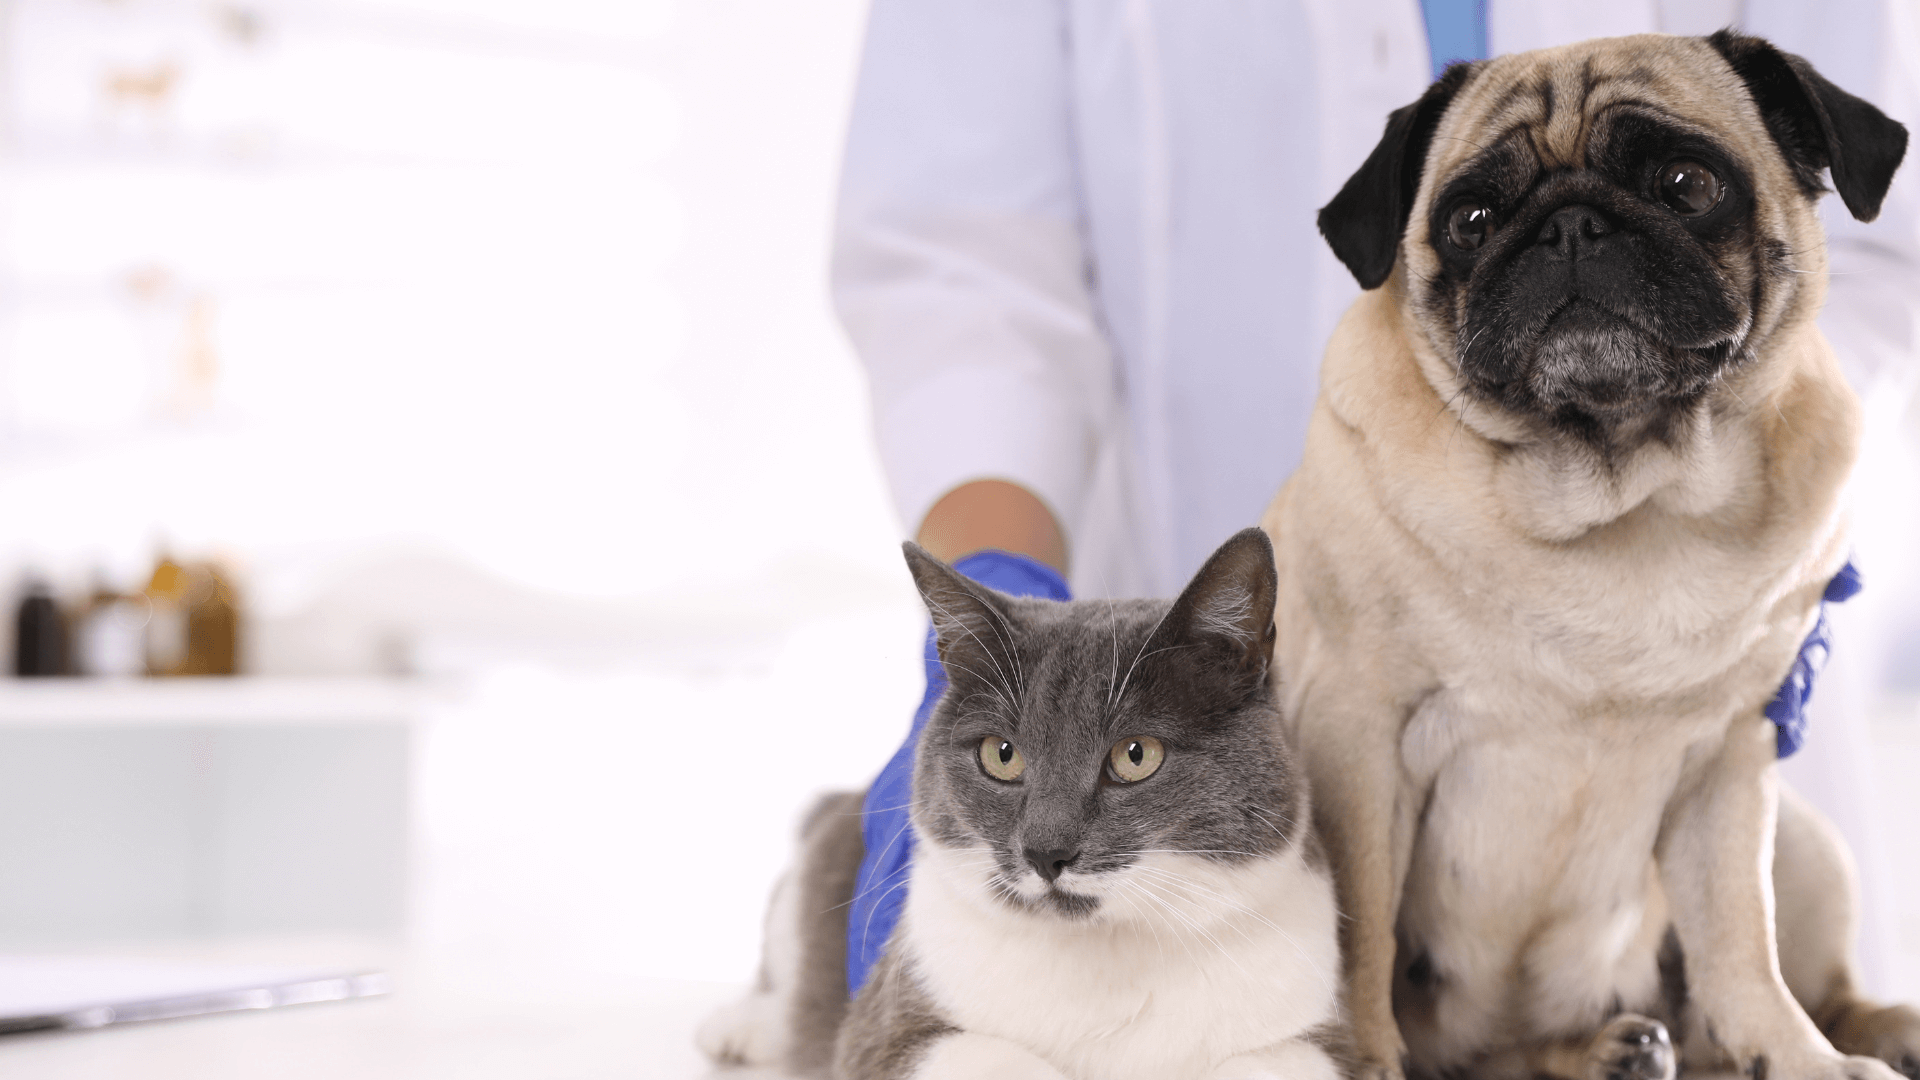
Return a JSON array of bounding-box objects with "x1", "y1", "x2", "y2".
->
[{"x1": 1456, "y1": 187, "x2": 1747, "y2": 419}]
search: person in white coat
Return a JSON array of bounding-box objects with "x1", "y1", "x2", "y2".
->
[{"x1": 835, "y1": 0, "x2": 1920, "y2": 999}]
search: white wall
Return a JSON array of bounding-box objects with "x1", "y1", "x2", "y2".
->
[
  {"x1": 0, "y1": 0, "x2": 928, "y2": 986},
  {"x1": 0, "y1": 722, "x2": 409, "y2": 942}
]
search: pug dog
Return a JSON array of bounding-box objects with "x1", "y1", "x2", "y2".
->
[{"x1": 1261, "y1": 30, "x2": 1919, "y2": 1080}]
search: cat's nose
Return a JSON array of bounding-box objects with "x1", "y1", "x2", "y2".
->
[{"x1": 1024, "y1": 846, "x2": 1080, "y2": 883}]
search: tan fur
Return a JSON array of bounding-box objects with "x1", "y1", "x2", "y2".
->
[{"x1": 1262, "y1": 34, "x2": 1905, "y2": 1080}]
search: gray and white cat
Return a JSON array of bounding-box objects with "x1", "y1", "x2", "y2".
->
[{"x1": 700, "y1": 528, "x2": 1345, "y2": 1080}]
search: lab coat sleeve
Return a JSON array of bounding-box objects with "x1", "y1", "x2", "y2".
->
[{"x1": 832, "y1": 0, "x2": 1117, "y2": 542}]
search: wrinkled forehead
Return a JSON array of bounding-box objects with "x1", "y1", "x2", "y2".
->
[{"x1": 1423, "y1": 35, "x2": 1771, "y2": 189}]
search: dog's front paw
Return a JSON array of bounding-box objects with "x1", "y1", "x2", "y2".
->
[
  {"x1": 1764, "y1": 1050, "x2": 1906, "y2": 1080},
  {"x1": 1584, "y1": 1014, "x2": 1675, "y2": 1080},
  {"x1": 1347, "y1": 1015, "x2": 1407, "y2": 1080},
  {"x1": 1831, "y1": 1053, "x2": 1914, "y2": 1080},
  {"x1": 1829, "y1": 1002, "x2": 1920, "y2": 1080}
]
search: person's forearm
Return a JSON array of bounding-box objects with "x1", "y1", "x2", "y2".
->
[{"x1": 915, "y1": 479, "x2": 1067, "y2": 574}]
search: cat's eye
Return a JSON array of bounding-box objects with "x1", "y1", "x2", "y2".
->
[
  {"x1": 1446, "y1": 200, "x2": 1496, "y2": 251},
  {"x1": 1108, "y1": 736, "x2": 1165, "y2": 783},
  {"x1": 978, "y1": 736, "x2": 1026, "y2": 782},
  {"x1": 1657, "y1": 160, "x2": 1723, "y2": 217}
]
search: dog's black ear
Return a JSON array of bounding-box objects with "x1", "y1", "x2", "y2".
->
[
  {"x1": 1708, "y1": 30, "x2": 1908, "y2": 222},
  {"x1": 1318, "y1": 63, "x2": 1477, "y2": 290}
]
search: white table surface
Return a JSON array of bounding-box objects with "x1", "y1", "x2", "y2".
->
[
  {"x1": 0, "y1": 940, "x2": 762, "y2": 1080},
  {"x1": 0, "y1": 677, "x2": 423, "y2": 726}
]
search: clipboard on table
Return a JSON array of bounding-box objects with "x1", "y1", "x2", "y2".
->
[{"x1": 0, "y1": 956, "x2": 387, "y2": 1035}]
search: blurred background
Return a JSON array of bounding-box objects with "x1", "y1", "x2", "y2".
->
[
  {"x1": 0, "y1": 0, "x2": 929, "y2": 1071},
  {"x1": 0, "y1": 0, "x2": 1911, "y2": 1074}
]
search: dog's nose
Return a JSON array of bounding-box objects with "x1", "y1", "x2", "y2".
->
[
  {"x1": 1535, "y1": 204, "x2": 1613, "y2": 260},
  {"x1": 1024, "y1": 846, "x2": 1079, "y2": 883}
]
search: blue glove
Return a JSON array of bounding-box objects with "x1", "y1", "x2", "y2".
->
[
  {"x1": 847, "y1": 549, "x2": 1070, "y2": 997},
  {"x1": 1768, "y1": 561, "x2": 1862, "y2": 759}
]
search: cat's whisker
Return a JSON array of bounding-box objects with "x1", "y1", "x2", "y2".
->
[
  {"x1": 1115, "y1": 878, "x2": 1206, "y2": 971},
  {"x1": 935, "y1": 651, "x2": 1015, "y2": 701},
  {"x1": 1110, "y1": 879, "x2": 1175, "y2": 965},
  {"x1": 864, "y1": 823, "x2": 914, "y2": 869},
  {"x1": 824, "y1": 849, "x2": 944, "y2": 917},
  {"x1": 1124, "y1": 873, "x2": 1215, "y2": 939},
  {"x1": 1130, "y1": 872, "x2": 1319, "y2": 997},
  {"x1": 944, "y1": 849, "x2": 1030, "y2": 908},
  {"x1": 922, "y1": 596, "x2": 1024, "y2": 708},
  {"x1": 1113, "y1": 638, "x2": 1198, "y2": 714},
  {"x1": 1245, "y1": 805, "x2": 1287, "y2": 827},
  {"x1": 953, "y1": 590, "x2": 1029, "y2": 699},
  {"x1": 1123, "y1": 863, "x2": 1322, "y2": 972},
  {"x1": 841, "y1": 824, "x2": 916, "y2": 908},
  {"x1": 1112, "y1": 849, "x2": 1264, "y2": 858},
  {"x1": 935, "y1": 657, "x2": 1019, "y2": 719},
  {"x1": 974, "y1": 598, "x2": 1028, "y2": 698},
  {"x1": 1123, "y1": 865, "x2": 1338, "y2": 994},
  {"x1": 991, "y1": 878, "x2": 1024, "y2": 905},
  {"x1": 1127, "y1": 866, "x2": 1284, "y2": 933},
  {"x1": 1127, "y1": 863, "x2": 1298, "y2": 931},
  {"x1": 1109, "y1": 601, "x2": 1176, "y2": 711},
  {"x1": 952, "y1": 693, "x2": 1018, "y2": 732},
  {"x1": 1105, "y1": 588, "x2": 1121, "y2": 709},
  {"x1": 841, "y1": 865, "x2": 911, "y2": 912},
  {"x1": 1247, "y1": 805, "x2": 1300, "y2": 843},
  {"x1": 1124, "y1": 874, "x2": 1258, "y2": 985},
  {"x1": 855, "y1": 876, "x2": 915, "y2": 956}
]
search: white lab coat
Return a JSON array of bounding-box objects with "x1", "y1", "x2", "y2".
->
[{"x1": 834, "y1": 0, "x2": 1920, "y2": 991}]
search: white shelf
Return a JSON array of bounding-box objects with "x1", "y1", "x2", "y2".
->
[{"x1": 0, "y1": 677, "x2": 422, "y2": 726}]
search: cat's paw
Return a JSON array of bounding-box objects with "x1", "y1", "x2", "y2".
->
[
  {"x1": 1829, "y1": 1002, "x2": 1920, "y2": 1080},
  {"x1": 694, "y1": 991, "x2": 788, "y2": 1067},
  {"x1": 1583, "y1": 1014, "x2": 1674, "y2": 1080}
]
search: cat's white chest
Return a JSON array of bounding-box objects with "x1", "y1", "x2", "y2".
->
[{"x1": 903, "y1": 844, "x2": 1341, "y2": 1080}]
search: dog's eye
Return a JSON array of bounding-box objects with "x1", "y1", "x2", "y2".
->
[
  {"x1": 1446, "y1": 201, "x2": 1496, "y2": 251},
  {"x1": 979, "y1": 736, "x2": 1026, "y2": 781},
  {"x1": 1657, "y1": 160, "x2": 1724, "y2": 217},
  {"x1": 1108, "y1": 736, "x2": 1164, "y2": 783}
]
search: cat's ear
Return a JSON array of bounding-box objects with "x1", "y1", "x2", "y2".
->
[
  {"x1": 1161, "y1": 528, "x2": 1278, "y2": 681},
  {"x1": 902, "y1": 542, "x2": 1018, "y2": 680}
]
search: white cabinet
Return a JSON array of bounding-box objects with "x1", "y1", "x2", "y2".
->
[{"x1": 0, "y1": 679, "x2": 415, "y2": 945}]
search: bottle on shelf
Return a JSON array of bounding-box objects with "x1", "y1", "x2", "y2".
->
[
  {"x1": 74, "y1": 574, "x2": 148, "y2": 678},
  {"x1": 145, "y1": 553, "x2": 191, "y2": 677},
  {"x1": 12, "y1": 577, "x2": 68, "y2": 677},
  {"x1": 182, "y1": 563, "x2": 238, "y2": 676}
]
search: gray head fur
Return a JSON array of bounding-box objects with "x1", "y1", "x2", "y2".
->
[{"x1": 900, "y1": 528, "x2": 1300, "y2": 920}]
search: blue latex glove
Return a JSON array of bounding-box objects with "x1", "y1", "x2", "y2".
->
[
  {"x1": 847, "y1": 550, "x2": 1070, "y2": 997},
  {"x1": 1769, "y1": 561, "x2": 1862, "y2": 759}
]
